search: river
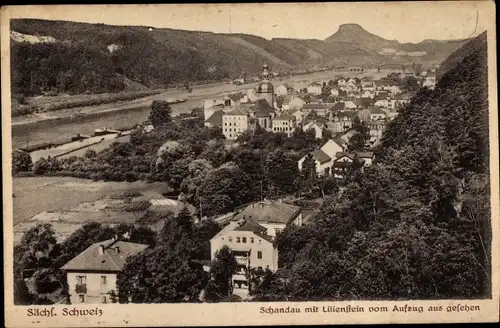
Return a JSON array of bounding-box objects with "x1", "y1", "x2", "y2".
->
[{"x1": 11, "y1": 69, "x2": 385, "y2": 150}]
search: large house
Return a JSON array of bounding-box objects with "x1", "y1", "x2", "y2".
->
[
  {"x1": 210, "y1": 200, "x2": 302, "y2": 295},
  {"x1": 328, "y1": 111, "x2": 357, "y2": 133},
  {"x1": 297, "y1": 138, "x2": 346, "y2": 176},
  {"x1": 272, "y1": 114, "x2": 296, "y2": 137},
  {"x1": 222, "y1": 110, "x2": 249, "y2": 140},
  {"x1": 61, "y1": 237, "x2": 148, "y2": 304}
]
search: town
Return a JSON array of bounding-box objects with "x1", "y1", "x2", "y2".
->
[{"x1": 11, "y1": 14, "x2": 491, "y2": 309}]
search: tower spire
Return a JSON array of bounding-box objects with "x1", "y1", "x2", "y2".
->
[{"x1": 262, "y1": 62, "x2": 269, "y2": 80}]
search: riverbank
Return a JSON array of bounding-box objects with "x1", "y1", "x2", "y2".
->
[
  {"x1": 11, "y1": 69, "x2": 388, "y2": 150},
  {"x1": 12, "y1": 89, "x2": 167, "y2": 117}
]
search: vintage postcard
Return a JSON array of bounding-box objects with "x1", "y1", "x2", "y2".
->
[{"x1": 2, "y1": 1, "x2": 499, "y2": 326}]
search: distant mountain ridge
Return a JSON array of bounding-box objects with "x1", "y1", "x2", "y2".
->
[{"x1": 10, "y1": 19, "x2": 472, "y2": 96}]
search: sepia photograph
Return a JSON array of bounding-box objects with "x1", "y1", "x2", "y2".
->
[{"x1": 2, "y1": 2, "x2": 499, "y2": 326}]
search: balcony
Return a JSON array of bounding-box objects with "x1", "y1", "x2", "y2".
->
[{"x1": 75, "y1": 283, "x2": 87, "y2": 294}]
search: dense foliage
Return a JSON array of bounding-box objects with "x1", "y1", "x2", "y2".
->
[
  {"x1": 265, "y1": 34, "x2": 491, "y2": 300},
  {"x1": 116, "y1": 208, "x2": 221, "y2": 303}
]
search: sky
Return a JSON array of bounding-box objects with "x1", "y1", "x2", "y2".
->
[{"x1": 6, "y1": 2, "x2": 491, "y2": 43}]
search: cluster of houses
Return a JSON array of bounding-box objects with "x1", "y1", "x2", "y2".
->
[
  {"x1": 58, "y1": 198, "x2": 307, "y2": 302},
  {"x1": 203, "y1": 62, "x2": 420, "y2": 146}
]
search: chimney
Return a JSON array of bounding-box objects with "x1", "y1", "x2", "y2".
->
[
  {"x1": 115, "y1": 247, "x2": 120, "y2": 254},
  {"x1": 99, "y1": 245, "x2": 105, "y2": 255}
]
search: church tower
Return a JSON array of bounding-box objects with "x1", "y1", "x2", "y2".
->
[{"x1": 256, "y1": 62, "x2": 274, "y2": 108}]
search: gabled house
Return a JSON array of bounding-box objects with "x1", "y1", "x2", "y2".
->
[
  {"x1": 210, "y1": 200, "x2": 302, "y2": 295},
  {"x1": 328, "y1": 111, "x2": 357, "y2": 133},
  {"x1": 369, "y1": 106, "x2": 387, "y2": 121},
  {"x1": 297, "y1": 138, "x2": 346, "y2": 176},
  {"x1": 61, "y1": 237, "x2": 148, "y2": 304},
  {"x1": 302, "y1": 121, "x2": 326, "y2": 139},
  {"x1": 332, "y1": 151, "x2": 374, "y2": 179}
]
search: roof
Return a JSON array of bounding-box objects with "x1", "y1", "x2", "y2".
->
[
  {"x1": 224, "y1": 109, "x2": 247, "y2": 116},
  {"x1": 356, "y1": 151, "x2": 374, "y2": 158},
  {"x1": 332, "y1": 136, "x2": 347, "y2": 147},
  {"x1": 369, "y1": 107, "x2": 386, "y2": 115},
  {"x1": 335, "y1": 152, "x2": 355, "y2": 160},
  {"x1": 331, "y1": 102, "x2": 346, "y2": 111},
  {"x1": 61, "y1": 239, "x2": 148, "y2": 272},
  {"x1": 336, "y1": 111, "x2": 357, "y2": 119},
  {"x1": 253, "y1": 99, "x2": 275, "y2": 116},
  {"x1": 302, "y1": 103, "x2": 334, "y2": 110},
  {"x1": 228, "y1": 92, "x2": 244, "y2": 102},
  {"x1": 231, "y1": 200, "x2": 301, "y2": 225},
  {"x1": 311, "y1": 149, "x2": 332, "y2": 163},
  {"x1": 273, "y1": 114, "x2": 294, "y2": 121},
  {"x1": 205, "y1": 110, "x2": 224, "y2": 125},
  {"x1": 234, "y1": 219, "x2": 268, "y2": 234}
]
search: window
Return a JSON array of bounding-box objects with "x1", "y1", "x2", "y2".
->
[
  {"x1": 224, "y1": 122, "x2": 227, "y2": 126},
  {"x1": 257, "y1": 251, "x2": 263, "y2": 259},
  {"x1": 79, "y1": 295, "x2": 85, "y2": 303},
  {"x1": 242, "y1": 237, "x2": 247, "y2": 243},
  {"x1": 101, "y1": 296, "x2": 107, "y2": 304},
  {"x1": 228, "y1": 236, "x2": 233, "y2": 242},
  {"x1": 250, "y1": 237, "x2": 254, "y2": 243},
  {"x1": 101, "y1": 276, "x2": 107, "y2": 285},
  {"x1": 76, "y1": 275, "x2": 86, "y2": 284},
  {"x1": 236, "y1": 237, "x2": 241, "y2": 243}
]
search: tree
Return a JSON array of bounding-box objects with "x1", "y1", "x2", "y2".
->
[
  {"x1": 265, "y1": 150, "x2": 300, "y2": 196},
  {"x1": 402, "y1": 76, "x2": 420, "y2": 92},
  {"x1": 249, "y1": 267, "x2": 273, "y2": 295},
  {"x1": 12, "y1": 150, "x2": 33, "y2": 174},
  {"x1": 148, "y1": 100, "x2": 172, "y2": 127},
  {"x1": 206, "y1": 246, "x2": 237, "y2": 300},
  {"x1": 347, "y1": 132, "x2": 366, "y2": 152},
  {"x1": 117, "y1": 247, "x2": 207, "y2": 303}
]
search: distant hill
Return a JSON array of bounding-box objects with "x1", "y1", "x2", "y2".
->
[
  {"x1": 10, "y1": 19, "x2": 472, "y2": 96},
  {"x1": 325, "y1": 23, "x2": 471, "y2": 65}
]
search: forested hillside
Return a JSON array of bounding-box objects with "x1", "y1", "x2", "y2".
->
[
  {"x1": 11, "y1": 19, "x2": 468, "y2": 97},
  {"x1": 268, "y1": 32, "x2": 491, "y2": 300}
]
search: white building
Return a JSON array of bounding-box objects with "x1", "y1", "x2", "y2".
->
[
  {"x1": 307, "y1": 82, "x2": 322, "y2": 95},
  {"x1": 210, "y1": 200, "x2": 302, "y2": 296},
  {"x1": 61, "y1": 237, "x2": 148, "y2": 304},
  {"x1": 297, "y1": 138, "x2": 345, "y2": 176},
  {"x1": 272, "y1": 114, "x2": 296, "y2": 137},
  {"x1": 302, "y1": 121, "x2": 325, "y2": 139},
  {"x1": 222, "y1": 110, "x2": 249, "y2": 140}
]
